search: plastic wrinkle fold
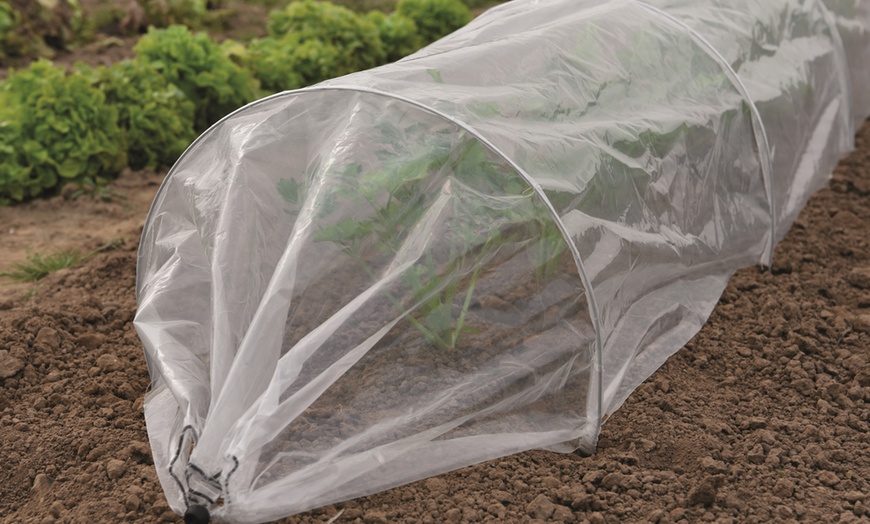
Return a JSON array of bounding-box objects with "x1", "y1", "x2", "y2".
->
[{"x1": 134, "y1": 0, "x2": 870, "y2": 521}]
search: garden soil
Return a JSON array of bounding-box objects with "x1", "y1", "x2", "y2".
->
[{"x1": 1, "y1": 110, "x2": 869, "y2": 524}]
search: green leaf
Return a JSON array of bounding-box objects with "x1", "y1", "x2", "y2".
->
[
  {"x1": 0, "y1": 60, "x2": 125, "y2": 203},
  {"x1": 278, "y1": 178, "x2": 301, "y2": 204},
  {"x1": 134, "y1": 25, "x2": 255, "y2": 131},
  {"x1": 314, "y1": 217, "x2": 372, "y2": 245}
]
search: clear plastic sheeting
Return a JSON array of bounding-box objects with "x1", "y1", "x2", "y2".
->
[{"x1": 134, "y1": 0, "x2": 870, "y2": 521}]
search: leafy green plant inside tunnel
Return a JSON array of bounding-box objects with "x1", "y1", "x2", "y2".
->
[{"x1": 292, "y1": 134, "x2": 569, "y2": 350}]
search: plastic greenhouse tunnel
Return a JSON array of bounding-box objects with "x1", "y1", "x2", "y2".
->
[{"x1": 134, "y1": 0, "x2": 870, "y2": 521}]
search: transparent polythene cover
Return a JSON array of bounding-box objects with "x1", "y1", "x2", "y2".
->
[{"x1": 134, "y1": 0, "x2": 870, "y2": 521}]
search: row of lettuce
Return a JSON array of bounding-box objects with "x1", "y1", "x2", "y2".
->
[
  {"x1": 0, "y1": 0, "x2": 473, "y2": 205},
  {"x1": 0, "y1": 0, "x2": 323, "y2": 63}
]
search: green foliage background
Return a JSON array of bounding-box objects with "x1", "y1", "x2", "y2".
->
[{"x1": 0, "y1": 0, "x2": 489, "y2": 205}]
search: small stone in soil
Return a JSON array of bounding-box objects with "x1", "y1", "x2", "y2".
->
[
  {"x1": 34, "y1": 327, "x2": 61, "y2": 351},
  {"x1": 526, "y1": 494, "x2": 556, "y2": 519},
  {"x1": 31, "y1": 474, "x2": 53, "y2": 496},
  {"x1": 105, "y1": 459, "x2": 127, "y2": 480},
  {"x1": 818, "y1": 471, "x2": 840, "y2": 487},
  {"x1": 0, "y1": 350, "x2": 25, "y2": 379},
  {"x1": 124, "y1": 493, "x2": 141, "y2": 512},
  {"x1": 845, "y1": 267, "x2": 870, "y2": 289},
  {"x1": 688, "y1": 482, "x2": 717, "y2": 506},
  {"x1": 424, "y1": 477, "x2": 448, "y2": 495}
]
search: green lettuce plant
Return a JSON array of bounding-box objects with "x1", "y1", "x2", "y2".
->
[
  {"x1": 88, "y1": 60, "x2": 197, "y2": 170},
  {"x1": 247, "y1": 34, "x2": 341, "y2": 93},
  {"x1": 0, "y1": 60, "x2": 126, "y2": 205},
  {"x1": 134, "y1": 25, "x2": 256, "y2": 131},
  {"x1": 267, "y1": 0, "x2": 386, "y2": 76},
  {"x1": 396, "y1": 0, "x2": 470, "y2": 43},
  {"x1": 364, "y1": 11, "x2": 422, "y2": 62}
]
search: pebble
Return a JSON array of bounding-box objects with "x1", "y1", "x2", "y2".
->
[
  {"x1": 342, "y1": 508, "x2": 362, "y2": 519},
  {"x1": 363, "y1": 510, "x2": 388, "y2": 524},
  {"x1": 541, "y1": 475, "x2": 561, "y2": 488},
  {"x1": 853, "y1": 314, "x2": 870, "y2": 334},
  {"x1": 527, "y1": 494, "x2": 556, "y2": 519},
  {"x1": 755, "y1": 429, "x2": 777, "y2": 445},
  {"x1": 638, "y1": 438, "x2": 657, "y2": 452},
  {"x1": 687, "y1": 477, "x2": 719, "y2": 506},
  {"x1": 845, "y1": 267, "x2": 870, "y2": 289},
  {"x1": 843, "y1": 355, "x2": 866, "y2": 374},
  {"x1": 588, "y1": 511, "x2": 606, "y2": 524},
  {"x1": 444, "y1": 508, "x2": 462, "y2": 523},
  {"x1": 746, "y1": 417, "x2": 768, "y2": 429},
  {"x1": 600, "y1": 472, "x2": 624, "y2": 490},
  {"x1": 583, "y1": 470, "x2": 606, "y2": 484},
  {"x1": 424, "y1": 477, "x2": 448, "y2": 495},
  {"x1": 34, "y1": 327, "x2": 61, "y2": 351},
  {"x1": 486, "y1": 502, "x2": 506, "y2": 518},
  {"x1": 462, "y1": 508, "x2": 479, "y2": 521},
  {"x1": 105, "y1": 459, "x2": 127, "y2": 480},
  {"x1": 818, "y1": 470, "x2": 840, "y2": 487},
  {"x1": 765, "y1": 448, "x2": 783, "y2": 467},
  {"x1": 0, "y1": 350, "x2": 25, "y2": 379},
  {"x1": 49, "y1": 501, "x2": 64, "y2": 518},
  {"x1": 86, "y1": 444, "x2": 109, "y2": 462},
  {"x1": 551, "y1": 504, "x2": 574, "y2": 522},
  {"x1": 32, "y1": 474, "x2": 53, "y2": 496},
  {"x1": 700, "y1": 457, "x2": 727, "y2": 475},
  {"x1": 124, "y1": 493, "x2": 141, "y2": 512},
  {"x1": 747, "y1": 444, "x2": 766, "y2": 464},
  {"x1": 96, "y1": 353, "x2": 123, "y2": 372},
  {"x1": 844, "y1": 491, "x2": 865, "y2": 503},
  {"x1": 833, "y1": 211, "x2": 863, "y2": 229},
  {"x1": 841, "y1": 511, "x2": 861, "y2": 523},
  {"x1": 75, "y1": 333, "x2": 107, "y2": 351},
  {"x1": 491, "y1": 489, "x2": 514, "y2": 504},
  {"x1": 772, "y1": 478, "x2": 794, "y2": 498},
  {"x1": 669, "y1": 507, "x2": 687, "y2": 521},
  {"x1": 817, "y1": 399, "x2": 836, "y2": 415},
  {"x1": 125, "y1": 441, "x2": 152, "y2": 462}
]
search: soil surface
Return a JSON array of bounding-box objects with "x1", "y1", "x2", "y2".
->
[{"x1": 1, "y1": 4, "x2": 869, "y2": 523}]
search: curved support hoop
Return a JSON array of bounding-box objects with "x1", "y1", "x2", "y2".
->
[
  {"x1": 632, "y1": 0, "x2": 777, "y2": 267},
  {"x1": 294, "y1": 84, "x2": 608, "y2": 434}
]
